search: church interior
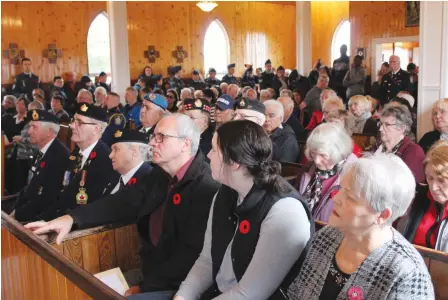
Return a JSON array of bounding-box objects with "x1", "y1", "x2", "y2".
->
[{"x1": 1, "y1": 1, "x2": 448, "y2": 299}]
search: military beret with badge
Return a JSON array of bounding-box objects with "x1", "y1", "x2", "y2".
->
[
  {"x1": 27, "y1": 109, "x2": 60, "y2": 124},
  {"x1": 235, "y1": 98, "x2": 266, "y2": 115},
  {"x1": 183, "y1": 98, "x2": 211, "y2": 113},
  {"x1": 143, "y1": 93, "x2": 168, "y2": 110},
  {"x1": 76, "y1": 103, "x2": 107, "y2": 122},
  {"x1": 112, "y1": 129, "x2": 149, "y2": 145}
]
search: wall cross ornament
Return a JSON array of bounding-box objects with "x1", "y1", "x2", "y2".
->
[
  {"x1": 144, "y1": 46, "x2": 160, "y2": 63},
  {"x1": 42, "y1": 44, "x2": 63, "y2": 64},
  {"x1": 2, "y1": 43, "x2": 25, "y2": 65},
  {"x1": 172, "y1": 46, "x2": 188, "y2": 63}
]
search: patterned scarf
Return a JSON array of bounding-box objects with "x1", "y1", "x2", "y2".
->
[
  {"x1": 381, "y1": 138, "x2": 404, "y2": 155},
  {"x1": 304, "y1": 160, "x2": 345, "y2": 211}
]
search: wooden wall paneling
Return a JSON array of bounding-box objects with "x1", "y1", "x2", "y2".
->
[
  {"x1": 98, "y1": 230, "x2": 117, "y2": 271},
  {"x1": 81, "y1": 233, "x2": 100, "y2": 274},
  {"x1": 429, "y1": 260, "x2": 448, "y2": 300},
  {"x1": 349, "y1": 1, "x2": 419, "y2": 73},
  {"x1": 130, "y1": 224, "x2": 141, "y2": 267},
  {"x1": 114, "y1": 225, "x2": 133, "y2": 272},
  {"x1": 63, "y1": 238, "x2": 84, "y2": 268}
]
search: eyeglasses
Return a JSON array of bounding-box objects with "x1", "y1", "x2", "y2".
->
[
  {"x1": 71, "y1": 119, "x2": 97, "y2": 126},
  {"x1": 167, "y1": 95, "x2": 174, "y2": 99},
  {"x1": 377, "y1": 122, "x2": 397, "y2": 129},
  {"x1": 151, "y1": 132, "x2": 186, "y2": 143}
]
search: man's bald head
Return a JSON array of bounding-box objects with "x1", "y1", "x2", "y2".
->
[{"x1": 278, "y1": 97, "x2": 294, "y2": 121}]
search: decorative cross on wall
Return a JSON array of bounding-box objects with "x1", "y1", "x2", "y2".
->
[
  {"x1": 172, "y1": 46, "x2": 188, "y2": 63},
  {"x1": 42, "y1": 44, "x2": 62, "y2": 64},
  {"x1": 144, "y1": 46, "x2": 160, "y2": 63},
  {"x1": 2, "y1": 43, "x2": 25, "y2": 65}
]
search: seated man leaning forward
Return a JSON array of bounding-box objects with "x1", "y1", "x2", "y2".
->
[
  {"x1": 101, "y1": 129, "x2": 153, "y2": 196},
  {"x1": 26, "y1": 114, "x2": 221, "y2": 298}
]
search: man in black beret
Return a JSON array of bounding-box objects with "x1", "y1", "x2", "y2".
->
[
  {"x1": 183, "y1": 98, "x2": 214, "y2": 160},
  {"x1": 102, "y1": 92, "x2": 126, "y2": 146},
  {"x1": 221, "y1": 63, "x2": 238, "y2": 85},
  {"x1": 38, "y1": 103, "x2": 119, "y2": 220},
  {"x1": 101, "y1": 129, "x2": 153, "y2": 195},
  {"x1": 233, "y1": 97, "x2": 266, "y2": 126},
  {"x1": 12, "y1": 58, "x2": 40, "y2": 100},
  {"x1": 241, "y1": 64, "x2": 259, "y2": 88},
  {"x1": 169, "y1": 65, "x2": 185, "y2": 95},
  {"x1": 260, "y1": 59, "x2": 275, "y2": 90},
  {"x1": 204, "y1": 68, "x2": 221, "y2": 87},
  {"x1": 188, "y1": 70, "x2": 206, "y2": 91},
  {"x1": 13, "y1": 109, "x2": 70, "y2": 222},
  {"x1": 97, "y1": 71, "x2": 111, "y2": 92}
]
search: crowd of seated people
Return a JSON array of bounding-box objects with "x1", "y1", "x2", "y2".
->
[{"x1": 1, "y1": 46, "x2": 445, "y2": 299}]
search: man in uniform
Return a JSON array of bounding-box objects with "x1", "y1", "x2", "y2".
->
[
  {"x1": 97, "y1": 71, "x2": 111, "y2": 92},
  {"x1": 260, "y1": 59, "x2": 275, "y2": 90},
  {"x1": 330, "y1": 44, "x2": 350, "y2": 102},
  {"x1": 26, "y1": 114, "x2": 220, "y2": 298},
  {"x1": 381, "y1": 55, "x2": 411, "y2": 103},
  {"x1": 204, "y1": 68, "x2": 221, "y2": 87},
  {"x1": 183, "y1": 98, "x2": 213, "y2": 160},
  {"x1": 102, "y1": 92, "x2": 126, "y2": 146},
  {"x1": 241, "y1": 64, "x2": 258, "y2": 88},
  {"x1": 101, "y1": 129, "x2": 153, "y2": 196},
  {"x1": 12, "y1": 58, "x2": 40, "y2": 100},
  {"x1": 122, "y1": 87, "x2": 142, "y2": 129},
  {"x1": 221, "y1": 63, "x2": 238, "y2": 85},
  {"x1": 136, "y1": 93, "x2": 168, "y2": 141},
  {"x1": 13, "y1": 109, "x2": 70, "y2": 222},
  {"x1": 233, "y1": 97, "x2": 267, "y2": 127},
  {"x1": 37, "y1": 103, "x2": 119, "y2": 220},
  {"x1": 188, "y1": 70, "x2": 206, "y2": 91},
  {"x1": 169, "y1": 65, "x2": 185, "y2": 95}
]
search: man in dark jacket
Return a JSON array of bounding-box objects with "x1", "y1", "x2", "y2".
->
[
  {"x1": 221, "y1": 63, "x2": 238, "y2": 85},
  {"x1": 26, "y1": 114, "x2": 221, "y2": 298},
  {"x1": 381, "y1": 55, "x2": 411, "y2": 102},
  {"x1": 12, "y1": 58, "x2": 40, "y2": 100},
  {"x1": 96, "y1": 71, "x2": 111, "y2": 92},
  {"x1": 188, "y1": 70, "x2": 206, "y2": 91},
  {"x1": 13, "y1": 109, "x2": 70, "y2": 222},
  {"x1": 204, "y1": 68, "x2": 221, "y2": 87},
  {"x1": 278, "y1": 96, "x2": 306, "y2": 141},
  {"x1": 263, "y1": 100, "x2": 299, "y2": 162},
  {"x1": 37, "y1": 103, "x2": 119, "y2": 220}
]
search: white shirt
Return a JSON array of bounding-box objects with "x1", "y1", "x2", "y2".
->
[
  {"x1": 40, "y1": 138, "x2": 56, "y2": 156},
  {"x1": 80, "y1": 140, "x2": 99, "y2": 169},
  {"x1": 140, "y1": 126, "x2": 152, "y2": 133},
  {"x1": 110, "y1": 161, "x2": 144, "y2": 194}
]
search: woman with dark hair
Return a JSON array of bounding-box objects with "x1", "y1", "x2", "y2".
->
[
  {"x1": 140, "y1": 66, "x2": 153, "y2": 86},
  {"x1": 175, "y1": 120, "x2": 313, "y2": 300},
  {"x1": 166, "y1": 88, "x2": 179, "y2": 112}
]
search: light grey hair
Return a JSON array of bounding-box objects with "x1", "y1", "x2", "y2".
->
[
  {"x1": 305, "y1": 123, "x2": 353, "y2": 164},
  {"x1": 381, "y1": 104, "x2": 413, "y2": 135},
  {"x1": 321, "y1": 88, "x2": 337, "y2": 99},
  {"x1": 40, "y1": 122, "x2": 60, "y2": 136},
  {"x1": 322, "y1": 96, "x2": 345, "y2": 111},
  {"x1": 94, "y1": 86, "x2": 107, "y2": 96},
  {"x1": 280, "y1": 89, "x2": 293, "y2": 98},
  {"x1": 78, "y1": 88, "x2": 93, "y2": 99},
  {"x1": 344, "y1": 153, "x2": 416, "y2": 225},
  {"x1": 122, "y1": 142, "x2": 151, "y2": 162},
  {"x1": 3, "y1": 95, "x2": 18, "y2": 105},
  {"x1": 348, "y1": 95, "x2": 371, "y2": 113},
  {"x1": 264, "y1": 100, "x2": 284, "y2": 119},
  {"x1": 85, "y1": 116, "x2": 107, "y2": 135},
  {"x1": 28, "y1": 100, "x2": 44, "y2": 110},
  {"x1": 260, "y1": 90, "x2": 270, "y2": 97},
  {"x1": 171, "y1": 113, "x2": 201, "y2": 155},
  {"x1": 241, "y1": 86, "x2": 251, "y2": 97},
  {"x1": 180, "y1": 88, "x2": 193, "y2": 98}
]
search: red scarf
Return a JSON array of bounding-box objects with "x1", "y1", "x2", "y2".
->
[{"x1": 413, "y1": 190, "x2": 448, "y2": 248}]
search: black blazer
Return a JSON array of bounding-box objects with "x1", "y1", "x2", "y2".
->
[
  {"x1": 362, "y1": 117, "x2": 379, "y2": 136},
  {"x1": 69, "y1": 151, "x2": 221, "y2": 292},
  {"x1": 418, "y1": 130, "x2": 441, "y2": 154},
  {"x1": 284, "y1": 115, "x2": 305, "y2": 141},
  {"x1": 270, "y1": 127, "x2": 299, "y2": 163},
  {"x1": 15, "y1": 139, "x2": 70, "y2": 222},
  {"x1": 102, "y1": 162, "x2": 153, "y2": 195},
  {"x1": 38, "y1": 140, "x2": 119, "y2": 220}
]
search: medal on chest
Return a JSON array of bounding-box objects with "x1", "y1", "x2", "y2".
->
[{"x1": 76, "y1": 170, "x2": 89, "y2": 205}]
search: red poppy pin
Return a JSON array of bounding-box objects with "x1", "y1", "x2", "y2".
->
[
  {"x1": 128, "y1": 178, "x2": 137, "y2": 185},
  {"x1": 89, "y1": 151, "x2": 97, "y2": 159},
  {"x1": 173, "y1": 193, "x2": 181, "y2": 205},
  {"x1": 330, "y1": 189, "x2": 339, "y2": 199},
  {"x1": 40, "y1": 161, "x2": 46, "y2": 168},
  {"x1": 239, "y1": 220, "x2": 250, "y2": 234},
  {"x1": 348, "y1": 286, "x2": 363, "y2": 300}
]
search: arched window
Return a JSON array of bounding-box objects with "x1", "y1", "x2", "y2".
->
[
  {"x1": 331, "y1": 20, "x2": 350, "y2": 64},
  {"x1": 204, "y1": 20, "x2": 229, "y2": 80},
  {"x1": 87, "y1": 12, "x2": 111, "y2": 83}
]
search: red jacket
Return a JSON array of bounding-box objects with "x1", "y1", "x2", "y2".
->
[{"x1": 305, "y1": 111, "x2": 323, "y2": 130}]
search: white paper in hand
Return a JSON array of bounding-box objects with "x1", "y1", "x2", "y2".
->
[{"x1": 94, "y1": 267, "x2": 130, "y2": 296}]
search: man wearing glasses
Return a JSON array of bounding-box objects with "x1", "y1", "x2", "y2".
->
[
  {"x1": 37, "y1": 103, "x2": 119, "y2": 220},
  {"x1": 26, "y1": 114, "x2": 220, "y2": 299}
]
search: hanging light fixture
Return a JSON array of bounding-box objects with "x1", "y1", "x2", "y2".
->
[{"x1": 196, "y1": 1, "x2": 218, "y2": 12}]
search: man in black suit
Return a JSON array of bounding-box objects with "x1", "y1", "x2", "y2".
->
[
  {"x1": 278, "y1": 96, "x2": 306, "y2": 141},
  {"x1": 37, "y1": 103, "x2": 119, "y2": 220},
  {"x1": 188, "y1": 70, "x2": 206, "y2": 91},
  {"x1": 381, "y1": 55, "x2": 411, "y2": 103},
  {"x1": 13, "y1": 110, "x2": 70, "y2": 222},
  {"x1": 101, "y1": 130, "x2": 153, "y2": 196},
  {"x1": 12, "y1": 58, "x2": 40, "y2": 100},
  {"x1": 97, "y1": 71, "x2": 111, "y2": 92},
  {"x1": 204, "y1": 68, "x2": 221, "y2": 87},
  {"x1": 221, "y1": 63, "x2": 238, "y2": 85},
  {"x1": 26, "y1": 114, "x2": 220, "y2": 298},
  {"x1": 260, "y1": 59, "x2": 275, "y2": 90}
]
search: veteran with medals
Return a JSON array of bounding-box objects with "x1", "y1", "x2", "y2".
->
[
  {"x1": 38, "y1": 103, "x2": 119, "y2": 221},
  {"x1": 13, "y1": 110, "x2": 70, "y2": 222},
  {"x1": 102, "y1": 92, "x2": 127, "y2": 146}
]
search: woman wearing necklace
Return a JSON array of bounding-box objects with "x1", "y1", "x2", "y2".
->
[
  {"x1": 287, "y1": 154, "x2": 434, "y2": 300},
  {"x1": 174, "y1": 120, "x2": 313, "y2": 300},
  {"x1": 375, "y1": 104, "x2": 425, "y2": 183},
  {"x1": 297, "y1": 123, "x2": 358, "y2": 222}
]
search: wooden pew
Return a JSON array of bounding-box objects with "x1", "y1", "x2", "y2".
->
[
  {"x1": 1, "y1": 211, "x2": 125, "y2": 300},
  {"x1": 57, "y1": 124, "x2": 76, "y2": 152},
  {"x1": 352, "y1": 133, "x2": 376, "y2": 151},
  {"x1": 281, "y1": 162, "x2": 301, "y2": 184}
]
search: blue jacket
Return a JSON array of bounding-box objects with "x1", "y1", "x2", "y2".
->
[{"x1": 121, "y1": 102, "x2": 142, "y2": 128}]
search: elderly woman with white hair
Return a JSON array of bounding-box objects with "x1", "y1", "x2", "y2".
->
[
  {"x1": 376, "y1": 104, "x2": 425, "y2": 183},
  {"x1": 297, "y1": 123, "x2": 358, "y2": 222},
  {"x1": 288, "y1": 154, "x2": 435, "y2": 300},
  {"x1": 348, "y1": 95, "x2": 378, "y2": 135},
  {"x1": 419, "y1": 98, "x2": 448, "y2": 153},
  {"x1": 305, "y1": 89, "x2": 339, "y2": 130},
  {"x1": 264, "y1": 100, "x2": 299, "y2": 163}
]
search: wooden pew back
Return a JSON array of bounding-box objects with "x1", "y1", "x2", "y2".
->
[{"x1": 352, "y1": 133, "x2": 376, "y2": 151}]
